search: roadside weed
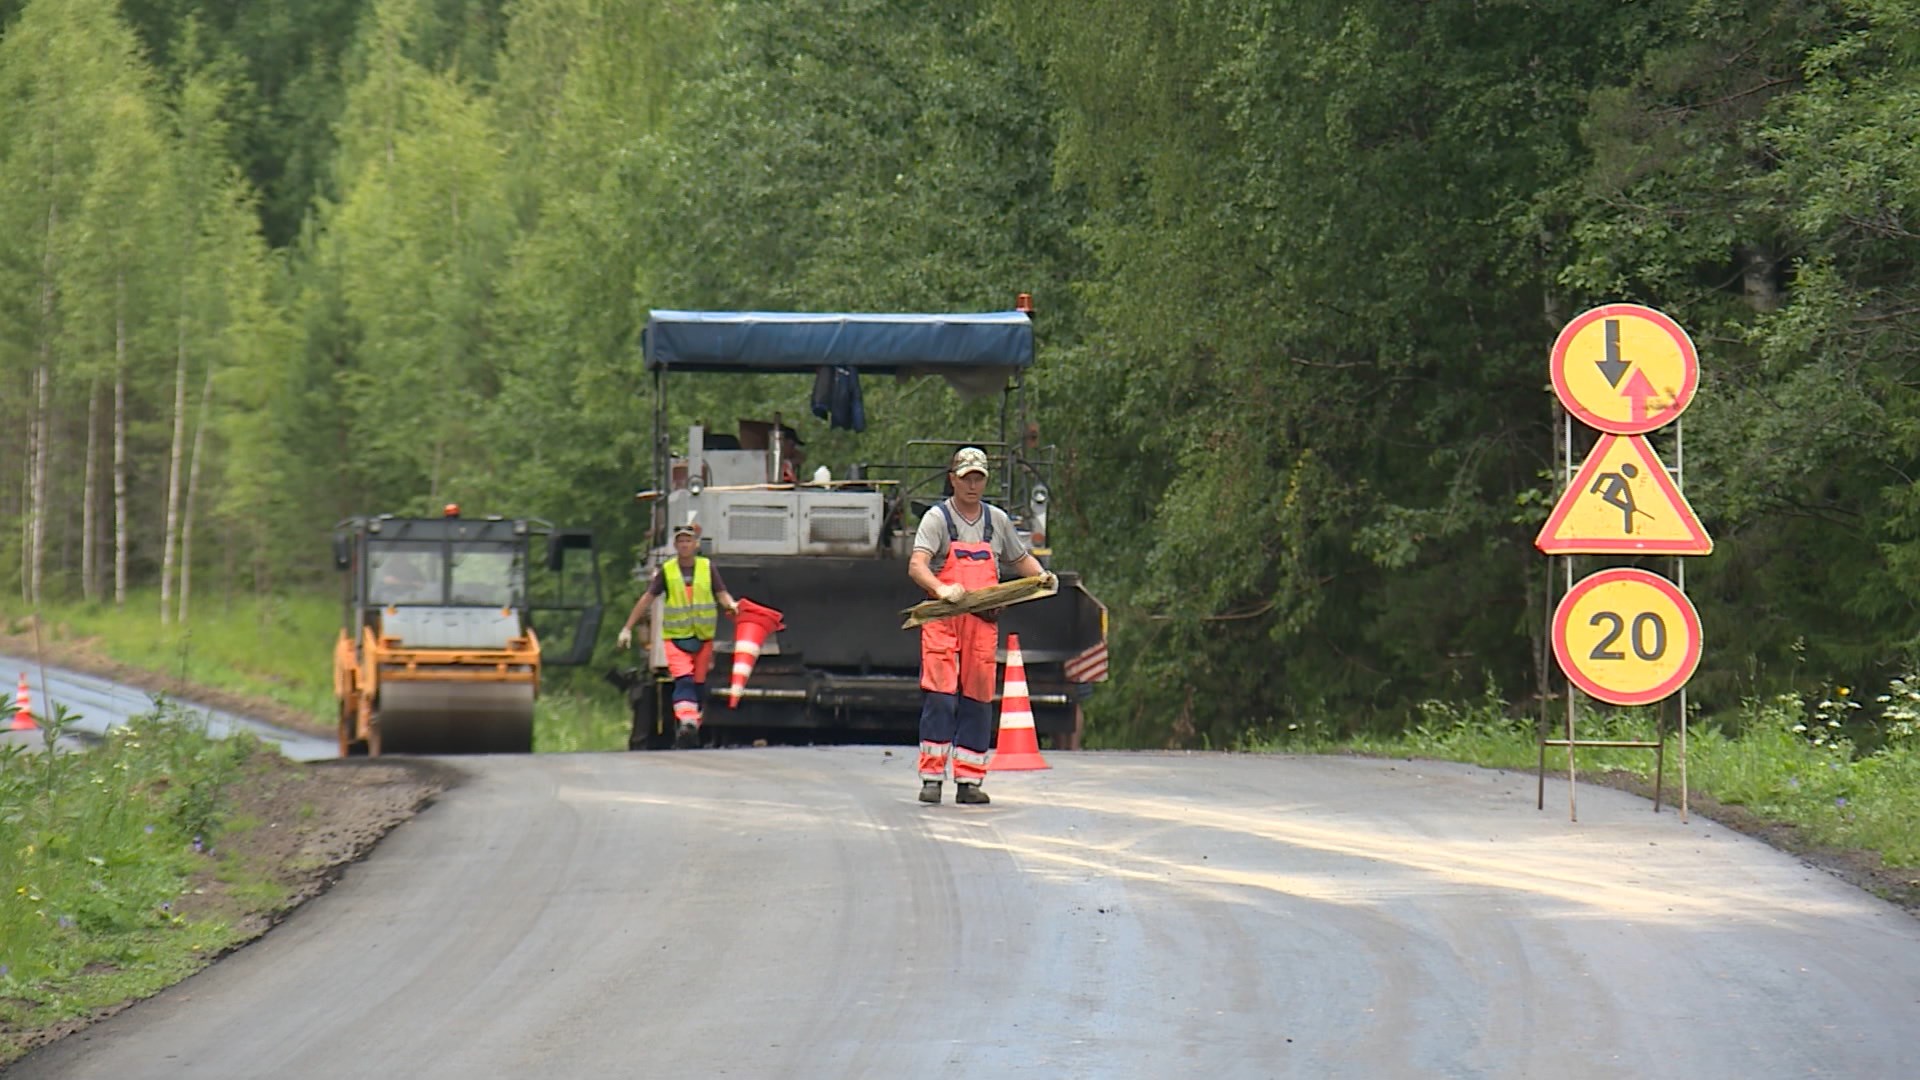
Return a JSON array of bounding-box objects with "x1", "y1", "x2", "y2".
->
[{"x1": 0, "y1": 701, "x2": 258, "y2": 1059}]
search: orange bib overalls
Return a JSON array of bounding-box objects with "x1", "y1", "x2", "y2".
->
[{"x1": 918, "y1": 502, "x2": 1001, "y2": 783}]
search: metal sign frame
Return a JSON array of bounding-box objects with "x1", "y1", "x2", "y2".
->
[{"x1": 1537, "y1": 304, "x2": 1703, "y2": 823}]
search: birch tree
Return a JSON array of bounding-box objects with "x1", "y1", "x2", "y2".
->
[
  {"x1": 322, "y1": 0, "x2": 515, "y2": 512},
  {"x1": 0, "y1": 0, "x2": 168, "y2": 605}
]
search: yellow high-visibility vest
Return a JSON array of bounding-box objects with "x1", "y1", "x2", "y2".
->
[{"x1": 660, "y1": 558, "x2": 717, "y2": 641}]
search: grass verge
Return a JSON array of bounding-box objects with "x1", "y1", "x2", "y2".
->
[
  {"x1": 1276, "y1": 689, "x2": 1920, "y2": 912},
  {"x1": 1, "y1": 589, "x2": 633, "y2": 751}
]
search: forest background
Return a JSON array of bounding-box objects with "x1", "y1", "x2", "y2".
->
[{"x1": 2, "y1": 0, "x2": 1918, "y2": 750}]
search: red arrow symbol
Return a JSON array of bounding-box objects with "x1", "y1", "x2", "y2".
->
[{"x1": 1620, "y1": 368, "x2": 1658, "y2": 423}]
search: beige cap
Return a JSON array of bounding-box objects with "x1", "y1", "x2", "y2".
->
[{"x1": 951, "y1": 447, "x2": 989, "y2": 478}]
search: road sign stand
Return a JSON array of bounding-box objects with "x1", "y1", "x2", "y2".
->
[
  {"x1": 1673, "y1": 415, "x2": 1689, "y2": 822},
  {"x1": 1533, "y1": 412, "x2": 1692, "y2": 823}
]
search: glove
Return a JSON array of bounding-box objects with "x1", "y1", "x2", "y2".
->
[
  {"x1": 1039, "y1": 571, "x2": 1058, "y2": 592},
  {"x1": 936, "y1": 583, "x2": 966, "y2": 604},
  {"x1": 616, "y1": 627, "x2": 633, "y2": 650}
]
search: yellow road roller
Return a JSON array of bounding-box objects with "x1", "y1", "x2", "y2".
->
[{"x1": 332, "y1": 508, "x2": 602, "y2": 756}]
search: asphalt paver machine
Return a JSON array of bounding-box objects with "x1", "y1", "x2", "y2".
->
[{"x1": 610, "y1": 302, "x2": 1109, "y2": 750}]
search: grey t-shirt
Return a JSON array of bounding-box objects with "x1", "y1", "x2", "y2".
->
[{"x1": 912, "y1": 499, "x2": 1031, "y2": 575}]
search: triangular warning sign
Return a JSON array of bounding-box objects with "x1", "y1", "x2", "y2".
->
[{"x1": 1536, "y1": 434, "x2": 1712, "y2": 555}]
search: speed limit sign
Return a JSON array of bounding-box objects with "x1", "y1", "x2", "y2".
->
[{"x1": 1551, "y1": 568, "x2": 1702, "y2": 706}]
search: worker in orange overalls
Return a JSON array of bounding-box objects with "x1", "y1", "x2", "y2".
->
[
  {"x1": 617, "y1": 520, "x2": 740, "y2": 748},
  {"x1": 907, "y1": 447, "x2": 1053, "y2": 804}
]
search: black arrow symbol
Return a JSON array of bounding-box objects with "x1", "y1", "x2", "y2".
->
[{"x1": 1596, "y1": 319, "x2": 1629, "y2": 388}]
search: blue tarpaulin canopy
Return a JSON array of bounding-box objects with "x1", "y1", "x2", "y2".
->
[{"x1": 642, "y1": 310, "x2": 1034, "y2": 376}]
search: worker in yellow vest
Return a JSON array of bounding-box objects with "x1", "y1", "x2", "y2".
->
[{"x1": 617, "y1": 521, "x2": 740, "y2": 748}]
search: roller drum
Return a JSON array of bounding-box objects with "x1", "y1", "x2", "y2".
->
[{"x1": 373, "y1": 681, "x2": 535, "y2": 754}]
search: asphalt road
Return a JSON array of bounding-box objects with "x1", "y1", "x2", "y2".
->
[
  {"x1": 0, "y1": 654, "x2": 334, "y2": 760},
  {"x1": 14, "y1": 749, "x2": 1920, "y2": 1079}
]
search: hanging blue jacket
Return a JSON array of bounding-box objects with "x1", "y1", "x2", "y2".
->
[{"x1": 810, "y1": 365, "x2": 867, "y2": 432}]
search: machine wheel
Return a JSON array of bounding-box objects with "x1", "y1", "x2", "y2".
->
[
  {"x1": 368, "y1": 683, "x2": 534, "y2": 755},
  {"x1": 338, "y1": 700, "x2": 369, "y2": 757}
]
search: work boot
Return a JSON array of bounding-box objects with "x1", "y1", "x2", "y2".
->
[
  {"x1": 955, "y1": 782, "x2": 990, "y2": 805},
  {"x1": 674, "y1": 722, "x2": 700, "y2": 749},
  {"x1": 919, "y1": 780, "x2": 942, "y2": 804}
]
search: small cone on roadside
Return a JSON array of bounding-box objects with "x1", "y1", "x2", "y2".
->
[
  {"x1": 990, "y1": 635, "x2": 1050, "y2": 771},
  {"x1": 727, "y1": 598, "x2": 786, "y2": 708},
  {"x1": 10, "y1": 673, "x2": 36, "y2": 731}
]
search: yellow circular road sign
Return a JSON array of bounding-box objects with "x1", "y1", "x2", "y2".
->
[
  {"x1": 1550, "y1": 304, "x2": 1698, "y2": 434},
  {"x1": 1552, "y1": 568, "x2": 1702, "y2": 706}
]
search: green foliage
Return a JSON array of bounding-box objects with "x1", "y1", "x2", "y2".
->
[
  {"x1": 8, "y1": 0, "x2": 1920, "y2": 749},
  {"x1": 531, "y1": 683, "x2": 630, "y2": 753},
  {"x1": 0, "y1": 701, "x2": 256, "y2": 1053}
]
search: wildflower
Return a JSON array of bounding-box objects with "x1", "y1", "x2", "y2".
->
[
  {"x1": 191, "y1": 836, "x2": 204, "y2": 854},
  {"x1": 1835, "y1": 796, "x2": 1849, "y2": 808},
  {"x1": 144, "y1": 825, "x2": 154, "y2": 834},
  {"x1": 57, "y1": 916, "x2": 72, "y2": 929},
  {"x1": 1792, "y1": 723, "x2": 1807, "y2": 733},
  {"x1": 0, "y1": 964, "x2": 9, "y2": 976},
  {"x1": 1838, "y1": 687, "x2": 1850, "y2": 697},
  {"x1": 1787, "y1": 777, "x2": 1800, "y2": 789}
]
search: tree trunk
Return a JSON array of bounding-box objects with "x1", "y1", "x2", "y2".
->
[
  {"x1": 30, "y1": 364, "x2": 50, "y2": 606},
  {"x1": 114, "y1": 369, "x2": 128, "y2": 607},
  {"x1": 178, "y1": 360, "x2": 215, "y2": 625},
  {"x1": 161, "y1": 308, "x2": 189, "y2": 624},
  {"x1": 29, "y1": 200, "x2": 60, "y2": 606},
  {"x1": 17, "y1": 379, "x2": 31, "y2": 606},
  {"x1": 83, "y1": 379, "x2": 98, "y2": 602}
]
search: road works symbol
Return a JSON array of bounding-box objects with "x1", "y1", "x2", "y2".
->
[
  {"x1": 1552, "y1": 568, "x2": 1702, "y2": 707},
  {"x1": 1535, "y1": 434, "x2": 1712, "y2": 555},
  {"x1": 1550, "y1": 304, "x2": 1698, "y2": 434}
]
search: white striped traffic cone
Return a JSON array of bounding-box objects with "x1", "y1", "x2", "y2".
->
[
  {"x1": 11, "y1": 672, "x2": 37, "y2": 730},
  {"x1": 727, "y1": 598, "x2": 786, "y2": 708},
  {"x1": 989, "y1": 635, "x2": 1049, "y2": 771}
]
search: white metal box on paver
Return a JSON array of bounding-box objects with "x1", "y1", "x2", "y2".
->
[
  {"x1": 795, "y1": 491, "x2": 883, "y2": 555},
  {"x1": 665, "y1": 487, "x2": 886, "y2": 557},
  {"x1": 715, "y1": 493, "x2": 801, "y2": 556}
]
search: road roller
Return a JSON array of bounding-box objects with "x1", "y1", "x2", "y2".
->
[{"x1": 332, "y1": 507, "x2": 602, "y2": 756}]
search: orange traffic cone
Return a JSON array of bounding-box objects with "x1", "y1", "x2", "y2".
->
[
  {"x1": 990, "y1": 635, "x2": 1049, "y2": 771},
  {"x1": 727, "y1": 598, "x2": 786, "y2": 708},
  {"x1": 10, "y1": 673, "x2": 36, "y2": 731}
]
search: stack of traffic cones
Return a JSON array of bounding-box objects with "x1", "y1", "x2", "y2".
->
[
  {"x1": 10, "y1": 673, "x2": 36, "y2": 731},
  {"x1": 990, "y1": 635, "x2": 1050, "y2": 771},
  {"x1": 727, "y1": 598, "x2": 786, "y2": 708}
]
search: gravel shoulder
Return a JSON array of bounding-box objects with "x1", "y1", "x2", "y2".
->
[{"x1": 1576, "y1": 764, "x2": 1920, "y2": 918}]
